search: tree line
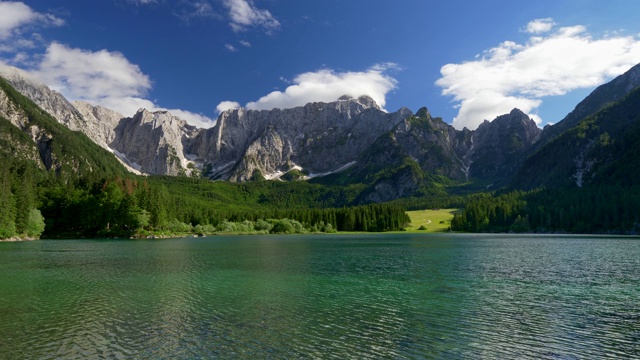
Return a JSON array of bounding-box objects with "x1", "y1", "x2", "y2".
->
[
  {"x1": 1, "y1": 169, "x2": 410, "y2": 239},
  {"x1": 450, "y1": 186, "x2": 640, "y2": 234}
]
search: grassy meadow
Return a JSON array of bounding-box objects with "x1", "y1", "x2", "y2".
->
[{"x1": 404, "y1": 208, "x2": 460, "y2": 233}]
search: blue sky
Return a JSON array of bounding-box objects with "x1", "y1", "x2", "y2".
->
[{"x1": 1, "y1": 0, "x2": 640, "y2": 129}]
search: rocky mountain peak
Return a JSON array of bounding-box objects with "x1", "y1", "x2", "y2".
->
[
  {"x1": 133, "y1": 108, "x2": 188, "y2": 130},
  {"x1": 0, "y1": 65, "x2": 86, "y2": 131},
  {"x1": 466, "y1": 109, "x2": 542, "y2": 182},
  {"x1": 477, "y1": 108, "x2": 531, "y2": 128},
  {"x1": 356, "y1": 95, "x2": 379, "y2": 109},
  {"x1": 415, "y1": 107, "x2": 431, "y2": 119},
  {"x1": 509, "y1": 108, "x2": 527, "y2": 116},
  {"x1": 336, "y1": 94, "x2": 380, "y2": 110}
]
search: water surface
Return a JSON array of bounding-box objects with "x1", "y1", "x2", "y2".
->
[{"x1": 1, "y1": 234, "x2": 639, "y2": 358}]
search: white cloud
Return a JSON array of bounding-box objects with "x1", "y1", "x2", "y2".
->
[
  {"x1": 436, "y1": 19, "x2": 640, "y2": 130},
  {"x1": 174, "y1": 1, "x2": 221, "y2": 22},
  {"x1": 0, "y1": 2, "x2": 35, "y2": 39},
  {"x1": 218, "y1": 64, "x2": 398, "y2": 112},
  {"x1": 224, "y1": 43, "x2": 237, "y2": 52},
  {"x1": 0, "y1": 2, "x2": 64, "y2": 39},
  {"x1": 32, "y1": 43, "x2": 215, "y2": 128},
  {"x1": 223, "y1": 0, "x2": 280, "y2": 33},
  {"x1": 240, "y1": 40, "x2": 251, "y2": 47},
  {"x1": 161, "y1": 108, "x2": 215, "y2": 129},
  {"x1": 0, "y1": 1, "x2": 63, "y2": 41},
  {"x1": 126, "y1": 0, "x2": 158, "y2": 5},
  {"x1": 36, "y1": 42, "x2": 151, "y2": 100},
  {"x1": 525, "y1": 18, "x2": 555, "y2": 34},
  {"x1": 216, "y1": 101, "x2": 241, "y2": 113}
]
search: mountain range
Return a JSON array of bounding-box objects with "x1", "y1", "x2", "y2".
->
[{"x1": 1, "y1": 62, "x2": 640, "y2": 203}]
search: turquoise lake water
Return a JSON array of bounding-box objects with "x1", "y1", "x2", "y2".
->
[{"x1": 0, "y1": 234, "x2": 639, "y2": 359}]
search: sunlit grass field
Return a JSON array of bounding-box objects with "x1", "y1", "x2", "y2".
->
[{"x1": 404, "y1": 208, "x2": 460, "y2": 233}]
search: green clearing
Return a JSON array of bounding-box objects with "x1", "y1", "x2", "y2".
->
[{"x1": 404, "y1": 208, "x2": 460, "y2": 233}]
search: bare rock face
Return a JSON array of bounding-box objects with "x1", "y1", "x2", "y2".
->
[
  {"x1": 0, "y1": 84, "x2": 28, "y2": 128},
  {"x1": 110, "y1": 109, "x2": 201, "y2": 175},
  {"x1": 72, "y1": 101, "x2": 124, "y2": 150},
  {"x1": 190, "y1": 95, "x2": 412, "y2": 180},
  {"x1": 0, "y1": 85, "x2": 44, "y2": 166},
  {"x1": 391, "y1": 107, "x2": 474, "y2": 180}
]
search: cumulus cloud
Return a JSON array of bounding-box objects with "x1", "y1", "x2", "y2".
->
[
  {"x1": 525, "y1": 18, "x2": 555, "y2": 34},
  {"x1": 33, "y1": 43, "x2": 215, "y2": 128},
  {"x1": 215, "y1": 64, "x2": 398, "y2": 113},
  {"x1": 223, "y1": 0, "x2": 280, "y2": 33},
  {"x1": 240, "y1": 40, "x2": 251, "y2": 47},
  {"x1": 0, "y1": 1, "x2": 64, "y2": 56},
  {"x1": 224, "y1": 43, "x2": 237, "y2": 52},
  {"x1": 36, "y1": 42, "x2": 151, "y2": 101},
  {"x1": 216, "y1": 101, "x2": 241, "y2": 113},
  {"x1": 436, "y1": 20, "x2": 640, "y2": 130},
  {"x1": 161, "y1": 108, "x2": 215, "y2": 129},
  {"x1": 0, "y1": 2, "x2": 64, "y2": 39}
]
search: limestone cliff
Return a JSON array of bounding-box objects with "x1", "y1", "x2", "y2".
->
[
  {"x1": 189, "y1": 95, "x2": 412, "y2": 181},
  {"x1": 72, "y1": 101, "x2": 124, "y2": 150},
  {"x1": 109, "y1": 109, "x2": 201, "y2": 176}
]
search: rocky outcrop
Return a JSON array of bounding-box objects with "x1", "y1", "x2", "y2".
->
[
  {"x1": 189, "y1": 95, "x2": 412, "y2": 181},
  {"x1": 72, "y1": 101, "x2": 124, "y2": 150},
  {"x1": 0, "y1": 68, "x2": 198, "y2": 176},
  {"x1": 0, "y1": 76, "x2": 128, "y2": 176},
  {"x1": 468, "y1": 108, "x2": 541, "y2": 181},
  {"x1": 0, "y1": 82, "x2": 28, "y2": 128},
  {"x1": 0, "y1": 65, "x2": 86, "y2": 131},
  {"x1": 337, "y1": 106, "x2": 541, "y2": 201},
  {"x1": 0, "y1": 86, "x2": 44, "y2": 166},
  {"x1": 110, "y1": 109, "x2": 201, "y2": 175}
]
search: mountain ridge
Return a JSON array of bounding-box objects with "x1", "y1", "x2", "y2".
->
[{"x1": 2, "y1": 62, "x2": 640, "y2": 204}]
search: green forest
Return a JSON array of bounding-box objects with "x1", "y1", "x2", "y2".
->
[
  {"x1": 0, "y1": 164, "x2": 411, "y2": 239},
  {"x1": 450, "y1": 187, "x2": 640, "y2": 234}
]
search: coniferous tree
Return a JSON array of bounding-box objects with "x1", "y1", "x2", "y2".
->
[{"x1": 0, "y1": 167, "x2": 17, "y2": 238}]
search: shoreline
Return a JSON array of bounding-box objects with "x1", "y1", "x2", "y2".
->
[{"x1": 0, "y1": 236, "x2": 39, "y2": 242}]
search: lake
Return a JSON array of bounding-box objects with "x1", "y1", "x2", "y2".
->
[{"x1": 1, "y1": 234, "x2": 639, "y2": 359}]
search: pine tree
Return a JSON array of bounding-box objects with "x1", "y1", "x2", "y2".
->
[{"x1": 0, "y1": 168, "x2": 17, "y2": 238}]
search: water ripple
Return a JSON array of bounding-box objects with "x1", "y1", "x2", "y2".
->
[{"x1": 0, "y1": 235, "x2": 639, "y2": 358}]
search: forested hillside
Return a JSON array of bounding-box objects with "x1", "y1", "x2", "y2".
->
[
  {"x1": 452, "y1": 86, "x2": 640, "y2": 234},
  {"x1": 0, "y1": 75, "x2": 129, "y2": 239}
]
